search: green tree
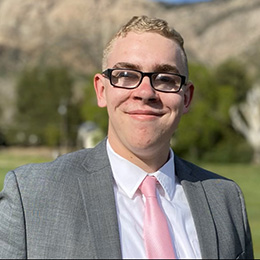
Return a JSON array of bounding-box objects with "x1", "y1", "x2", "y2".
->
[
  {"x1": 214, "y1": 58, "x2": 252, "y2": 103},
  {"x1": 79, "y1": 74, "x2": 108, "y2": 135},
  {"x1": 15, "y1": 66, "x2": 81, "y2": 146},
  {"x1": 173, "y1": 62, "x2": 252, "y2": 163}
]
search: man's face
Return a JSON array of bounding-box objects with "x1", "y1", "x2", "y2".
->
[{"x1": 94, "y1": 32, "x2": 193, "y2": 161}]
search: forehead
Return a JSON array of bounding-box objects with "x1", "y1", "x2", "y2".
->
[{"x1": 106, "y1": 32, "x2": 184, "y2": 72}]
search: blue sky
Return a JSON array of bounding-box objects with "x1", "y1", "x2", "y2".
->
[{"x1": 152, "y1": 0, "x2": 212, "y2": 4}]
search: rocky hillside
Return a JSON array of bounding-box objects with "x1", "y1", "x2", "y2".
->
[
  {"x1": 0, "y1": 0, "x2": 260, "y2": 73},
  {"x1": 0, "y1": 0, "x2": 260, "y2": 123}
]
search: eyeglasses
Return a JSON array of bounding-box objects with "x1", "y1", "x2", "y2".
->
[{"x1": 102, "y1": 68, "x2": 186, "y2": 93}]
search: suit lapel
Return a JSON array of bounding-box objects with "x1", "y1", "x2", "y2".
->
[
  {"x1": 175, "y1": 156, "x2": 218, "y2": 259},
  {"x1": 76, "y1": 141, "x2": 219, "y2": 259},
  {"x1": 78, "y1": 140, "x2": 122, "y2": 259}
]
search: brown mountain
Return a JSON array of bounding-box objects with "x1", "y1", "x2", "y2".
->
[{"x1": 0, "y1": 0, "x2": 259, "y2": 73}]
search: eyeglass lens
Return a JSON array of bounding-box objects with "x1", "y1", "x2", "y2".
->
[{"x1": 110, "y1": 69, "x2": 182, "y2": 92}]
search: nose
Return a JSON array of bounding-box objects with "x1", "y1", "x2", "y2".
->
[{"x1": 132, "y1": 76, "x2": 158, "y2": 102}]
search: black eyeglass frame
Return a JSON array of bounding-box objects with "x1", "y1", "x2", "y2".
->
[{"x1": 102, "y1": 68, "x2": 186, "y2": 93}]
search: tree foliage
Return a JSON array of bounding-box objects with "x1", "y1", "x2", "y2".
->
[
  {"x1": 214, "y1": 58, "x2": 252, "y2": 103},
  {"x1": 14, "y1": 66, "x2": 81, "y2": 146},
  {"x1": 79, "y1": 75, "x2": 108, "y2": 135},
  {"x1": 173, "y1": 60, "x2": 253, "y2": 163}
]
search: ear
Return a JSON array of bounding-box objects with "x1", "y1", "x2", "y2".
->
[
  {"x1": 183, "y1": 81, "x2": 194, "y2": 114},
  {"x1": 94, "y1": 73, "x2": 107, "y2": 108}
]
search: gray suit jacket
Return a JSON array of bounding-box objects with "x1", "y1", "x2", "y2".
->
[{"x1": 0, "y1": 139, "x2": 253, "y2": 259}]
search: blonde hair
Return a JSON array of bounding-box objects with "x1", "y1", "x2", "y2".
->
[{"x1": 102, "y1": 15, "x2": 188, "y2": 77}]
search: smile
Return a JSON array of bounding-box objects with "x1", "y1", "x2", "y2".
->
[{"x1": 126, "y1": 110, "x2": 164, "y2": 120}]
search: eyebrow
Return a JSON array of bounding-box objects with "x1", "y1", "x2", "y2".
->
[
  {"x1": 113, "y1": 62, "x2": 140, "y2": 70},
  {"x1": 153, "y1": 64, "x2": 180, "y2": 74},
  {"x1": 112, "y1": 62, "x2": 180, "y2": 74}
]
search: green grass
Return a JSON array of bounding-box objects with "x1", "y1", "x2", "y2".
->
[
  {"x1": 0, "y1": 149, "x2": 53, "y2": 191},
  {"x1": 0, "y1": 150, "x2": 259, "y2": 258}
]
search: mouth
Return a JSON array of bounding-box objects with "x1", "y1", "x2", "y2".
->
[{"x1": 126, "y1": 109, "x2": 164, "y2": 120}]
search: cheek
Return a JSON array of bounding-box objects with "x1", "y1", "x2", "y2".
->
[
  {"x1": 164, "y1": 94, "x2": 183, "y2": 112},
  {"x1": 107, "y1": 88, "x2": 131, "y2": 108},
  {"x1": 104, "y1": 93, "x2": 127, "y2": 121}
]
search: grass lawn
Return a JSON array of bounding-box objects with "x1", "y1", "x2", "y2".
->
[
  {"x1": 0, "y1": 148, "x2": 259, "y2": 258},
  {"x1": 0, "y1": 147, "x2": 53, "y2": 191}
]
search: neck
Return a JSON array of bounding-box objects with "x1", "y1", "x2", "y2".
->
[{"x1": 108, "y1": 138, "x2": 170, "y2": 173}]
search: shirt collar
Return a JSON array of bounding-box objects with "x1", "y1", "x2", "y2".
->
[{"x1": 106, "y1": 140, "x2": 176, "y2": 200}]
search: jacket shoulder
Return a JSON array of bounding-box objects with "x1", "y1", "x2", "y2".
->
[
  {"x1": 175, "y1": 156, "x2": 231, "y2": 182},
  {"x1": 11, "y1": 139, "x2": 108, "y2": 181}
]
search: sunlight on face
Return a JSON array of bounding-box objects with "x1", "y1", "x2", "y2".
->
[{"x1": 94, "y1": 32, "x2": 193, "y2": 168}]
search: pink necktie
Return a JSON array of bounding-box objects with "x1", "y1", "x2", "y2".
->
[{"x1": 139, "y1": 176, "x2": 176, "y2": 259}]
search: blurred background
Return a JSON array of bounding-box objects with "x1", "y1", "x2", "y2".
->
[{"x1": 0, "y1": 0, "x2": 259, "y2": 256}]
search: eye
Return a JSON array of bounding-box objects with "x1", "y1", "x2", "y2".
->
[
  {"x1": 111, "y1": 70, "x2": 140, "y2": 87},
  {"x1": 112, "y1": 70, "x2": 139, "y2": 82},
  {"x1": 156, "y1": 74, "x2": 178, "y2": 85},
  {"x1": 117, "y1": 71, "x2": 139, "y2": 80}
]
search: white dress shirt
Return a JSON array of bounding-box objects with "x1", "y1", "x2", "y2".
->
[{"x1": 106, "y1": 141, "x2": 202, "y2": 259}]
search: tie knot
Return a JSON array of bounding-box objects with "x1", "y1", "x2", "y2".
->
[{"x1": 139, "y1": 176, "x2": 157, "y2": 198}]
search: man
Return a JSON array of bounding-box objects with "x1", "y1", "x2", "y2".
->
[{"x1": 0, "y1": 15, "x2": 253, "y2": 259}]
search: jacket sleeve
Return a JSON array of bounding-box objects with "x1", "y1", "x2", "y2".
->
[
  {"x1": 236, "y1": 184, "x2": 254, "y2": 259},
  {"x1": 0, "y1": 171, "x2": 27, "y2": 259}
]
